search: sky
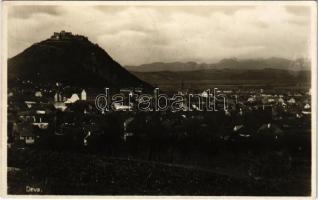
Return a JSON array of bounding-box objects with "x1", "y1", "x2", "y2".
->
[{"x1": 6, "y1": 3, "x2": 314, "y2": 66}]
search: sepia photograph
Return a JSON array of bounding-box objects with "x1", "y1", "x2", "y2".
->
[{"x1": 1, "y1": 1, "x2": 317, "y2": 197}]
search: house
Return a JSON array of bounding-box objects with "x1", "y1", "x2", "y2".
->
[
  {"x1": 15, "y1": 123, "x2": 36, "y2": 145},
  {"x1": 307, "y1": 88, "x2": 311, "y2": 95},
  {"x1": 277, "y1": 97, "x2": 285, "y2": 104},
  {"x1": 287, "y1": 98, "x2": 296, "y2": 104},
  {"x1": 32, "y1": 115, "x2": 49, "y2": 130},
  {"x1": 65, "y1": 93, "x2": 80, "y2": 104},
  {"x1": 304, "y1": 103, "x2": 311, "y2": 109},
  {"x1": 113, "y1": 103, "x2": 132, "y2": 111},
  {"x1": 25, "y1": 101, "x2": 36, "y2": 109},
  {"x1": 36, "y1": 110, "x2": 46, "y2": 115},
  {"x1": 53, "y1": 102, "x2": 67, "y2": 111},
  {"x1": 247, "y1": 97, "x2": 256, "y2": 103},
  {"x1": 223, "y1": 90, "x2": 233, "y2": 94},
  {"x1": 302, "y1": 104, "x2": 311, "y2": 115},
  {"x1": 35, "y1": 91, "x2": 43, "y2": 97},
  {"x1": 201, "y1": 91, "x2": 209, "y2": 98}
]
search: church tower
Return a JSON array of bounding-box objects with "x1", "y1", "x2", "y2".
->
[{"x1": 81, "y1": 89, "x2": 87, "y2": 101}]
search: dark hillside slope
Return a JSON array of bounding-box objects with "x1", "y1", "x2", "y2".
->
[{"x1": 8, "y1": 31, "x2": 152, "y2": 89}]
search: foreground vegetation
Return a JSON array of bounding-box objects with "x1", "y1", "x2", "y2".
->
[{"x1": 8, "y1": 148, "x2": 310, "y2": 196}]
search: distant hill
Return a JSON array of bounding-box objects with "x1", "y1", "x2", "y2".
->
[
  {"x1": 8, "y1": 31, "x2": 152, "y2": 89},
  {"x1": 126, "y1": 57, "x2": 310, "y2": 72}
]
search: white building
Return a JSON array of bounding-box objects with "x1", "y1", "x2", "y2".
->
[
  {"x1": 24, "y1": 101, "x2": 36, "y2": 109},
  {"x1": 81, "y1": 89, "x2": 87, "y2": 101},
  {"x1": 35, "y1": 91, "x2": 43, "y2": 97},
  {"x1": 53, "y1": 102, "x2": 67, "y2": 111},
  {"x1": 54, "y1": 92, "x2": 63, "y2": 102},
  {"x1": 65, "y1": 93, "x2": 80, "y2": 103},
  {"x1": 287, "y1": 98, "x2": 296, "y2": 104}
]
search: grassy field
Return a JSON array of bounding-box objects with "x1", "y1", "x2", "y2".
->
[{"x1": 7, "y1": 148, "x2": 311, "y2": 196}]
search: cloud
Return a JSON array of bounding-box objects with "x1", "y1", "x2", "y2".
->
[
  {"x1": 285, "y1": 5, "x2": 310, "y2": 16},
  {"x1": 8, "y1": 5, "x2": 62, "y2": 19},
  {"x1": 7, "y1": 4, "x2": 313, "y2": 65}
]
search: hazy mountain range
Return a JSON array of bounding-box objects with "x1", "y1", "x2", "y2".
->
[
  {"x1": 127, "y1": 58, "x2": 310, "y2": 90},
  {"x1": 126, "y1": 57, "x2": 310, "y2": 72}
]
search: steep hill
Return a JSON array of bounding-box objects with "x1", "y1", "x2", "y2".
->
[{"x1": 8, "y1": 31, "x2": 152, "y2": 89}]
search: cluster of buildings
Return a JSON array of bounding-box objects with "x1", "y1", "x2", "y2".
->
[
  {"x1": 7, "y1": 81, "x2": 98, "y2": 146},
  {"x1": 194, "y1": 88, "x2": 311, "y2": 114},
  {"x1": 7, "y1": 79, "x2": 311, "y2": 149}
]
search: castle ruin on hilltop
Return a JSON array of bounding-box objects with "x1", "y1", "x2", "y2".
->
[{"x1": 50, "y1": 30, "x2": 88, "y2": 41}]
